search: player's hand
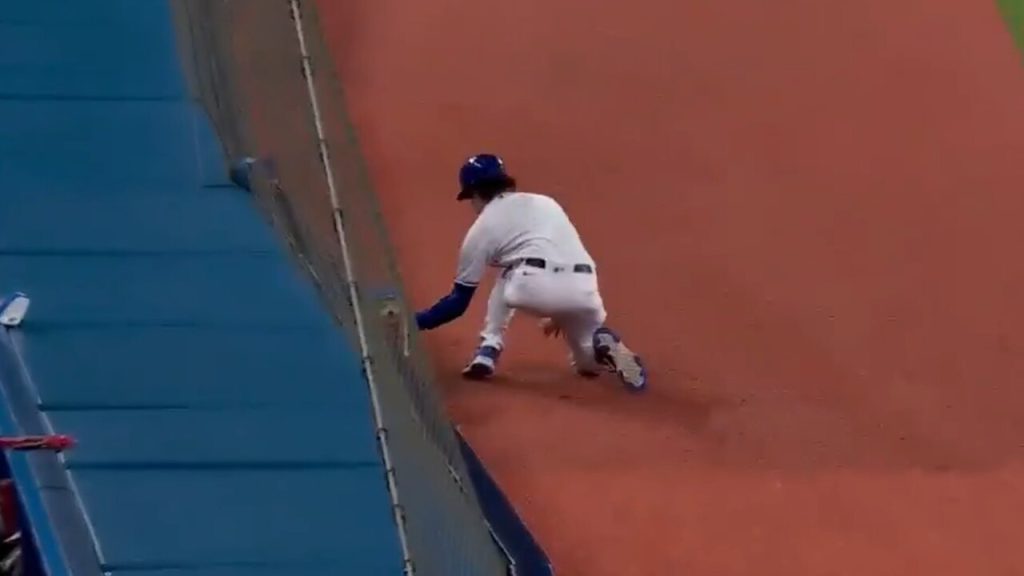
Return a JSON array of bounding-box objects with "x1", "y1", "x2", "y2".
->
[{"x1": 539, "y1": 317, "x2": 562, "y2": 338}]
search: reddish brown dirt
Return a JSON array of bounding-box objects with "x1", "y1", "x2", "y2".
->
[{"x1": 318, "y1": 0, "x2": 1024, "y2": 574}]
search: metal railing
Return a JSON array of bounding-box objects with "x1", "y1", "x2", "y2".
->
[{"x1": 173, "y1": 1, "x2": 509, "y2": 574}]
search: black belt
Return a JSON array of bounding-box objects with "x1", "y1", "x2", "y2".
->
[{"x1": 520, "y1": 257, "x2": 593, "y2": 274}]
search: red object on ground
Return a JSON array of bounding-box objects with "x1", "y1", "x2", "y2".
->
[
  {"x1": 318, "y1": 0, "x2": 1024, "y2": 574},
  {"x1": 0, "y1": 480, "x2": 16, "y2": 539},
  {"x1": 0, "y1": 435, "x2": 74, "y2": 452}
]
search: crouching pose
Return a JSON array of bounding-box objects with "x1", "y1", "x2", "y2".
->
[{"x1": 415, "y1": 153, "x2": 647, "y2": 391}]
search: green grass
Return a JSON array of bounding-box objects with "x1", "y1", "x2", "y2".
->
[{"x1": 997, "y1": 0, "x2": 1024, "y2": 53}]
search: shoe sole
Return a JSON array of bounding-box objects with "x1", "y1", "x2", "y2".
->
[
  {"x1": 462, "y1": 362, "x2": 495, "y2": 380},
  {"x1": 594, "y1": 334, "x2": 646, "y2": 391},
  {"x1": 462, "y1": 345, "x2": 500, "y2": 380}
]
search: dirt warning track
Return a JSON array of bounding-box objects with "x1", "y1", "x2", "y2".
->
[{"x1": 318, "y1": 0, "x2": 1024, "y2": 573}]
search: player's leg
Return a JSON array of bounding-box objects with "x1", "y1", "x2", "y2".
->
[
  {"x1": 553, "y1": 271, "x2": 607, "y2": 376},
  {"x1": 464, "y1": 263, "x2": 564, "y2": 379},
  {"x1": 558, "y1": 272, "x2": 648, "y2": 391},
  {"x1": 564, "y1": 312, "x2": 649, "y2": 392},
  {"x1": 462, "y1": 272, "x2": 516, "y2": 379},
  {"x1": 557, "y1": 307, "x2": 606, "y2": 378},
  {"x1": 592, "y1": 326, "x2": 648, "y2": 392}
]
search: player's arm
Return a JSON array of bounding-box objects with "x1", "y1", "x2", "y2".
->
[
  {"x1": 414, "y1": 282, "x2": 477, "y2": 330},
  {"x1": 414, "y1": 225, "x2": 487, "y2": 331}
]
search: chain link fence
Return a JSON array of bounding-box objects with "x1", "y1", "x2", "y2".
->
[{"x1": 172, "y1": 1, "x2": 510, "y2": 574}]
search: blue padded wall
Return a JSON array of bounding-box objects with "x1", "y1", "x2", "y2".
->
[{"x1": 0, "y1": 1, "x2": 403, "y2": 574}]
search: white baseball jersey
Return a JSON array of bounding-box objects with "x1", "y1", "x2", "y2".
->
[{"x1": 455, "y1": 192, "x2": 596, "y2": 287}]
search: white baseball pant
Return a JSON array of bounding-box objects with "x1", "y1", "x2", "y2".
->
[{"x1": 479, "y1": 260, "x2": 607, "y2": 372}]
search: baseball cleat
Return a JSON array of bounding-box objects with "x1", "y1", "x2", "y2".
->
[
  {"x1": 462, "y1": 345, "x2": 501, "y2": 380},
  {"x1": 593, "y1": 328, "x2": 647, "y2": 392}
]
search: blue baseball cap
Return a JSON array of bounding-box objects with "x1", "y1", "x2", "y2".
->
[{"x1": 457, "y1": 153, "x2": 510, "y2": 200}]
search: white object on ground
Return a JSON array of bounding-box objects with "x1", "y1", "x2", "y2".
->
[{"x1": 0, "y1": 293, "x2": 30, "y2": 327}]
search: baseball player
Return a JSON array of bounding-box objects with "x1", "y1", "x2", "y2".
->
[{"x1": 414, "y1": 153, "x2": 647, "y2": 391}]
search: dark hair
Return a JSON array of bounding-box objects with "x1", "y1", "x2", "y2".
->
[{"x1": 470, "y1": 175, "x2": 517, "y2": 201}]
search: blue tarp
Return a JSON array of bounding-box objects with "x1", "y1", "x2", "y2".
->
[{"x1": 0, "y1": 1, "x2": 403, "y2": 574}]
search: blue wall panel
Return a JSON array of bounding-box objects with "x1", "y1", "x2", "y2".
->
[
  {"x1": 0, "y1": 0, "x2": 185, "y2": 99},
  {"x1": 0, "y1": 100, "x2": 212, "y2": 189},
  {"x1": 21, "y1": 328, "x2": 359, "y2": 408},
  {"x1": 0, "y1": 254, "x2": 328, "y2": 325},
  {"x1": 73, "y1": 468, "x2": 396, "y2": 569},
  {"x1": 0, "y1": 1, "x2": 404, "y2": 574},
  {"x1": 0, "y1": 189, "x2": 275, "y2": 252},
  {"x1": 51, "y1": 408, "x2": 381, "y2": 466}
]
